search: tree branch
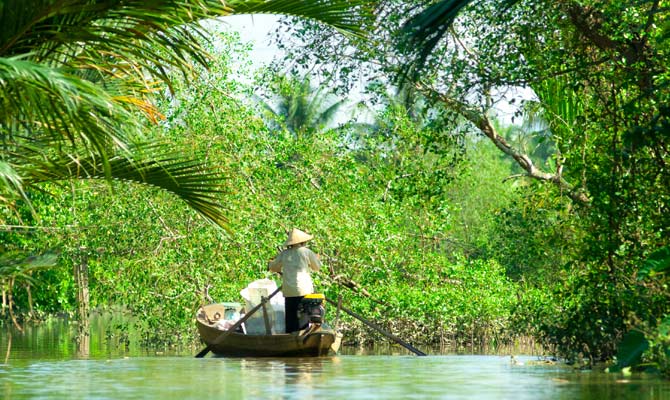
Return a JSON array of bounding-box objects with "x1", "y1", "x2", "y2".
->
[{"x1": 419, "y1": 84, "x2": 590, "y2": 205}]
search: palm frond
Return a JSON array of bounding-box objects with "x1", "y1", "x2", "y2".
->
[
  {"x1": 1, "y1": 0, "x2": 370, "y2": 75},
  {"x1": 399, "y1": 0, "x2": 473, "y2": 78},
  {"x1": 531, "y1": 77, "x2": 584, "y2": 139},
  {"x1": 228, "y1": 0, "x2": 373, "y2": 38},
  {"x1": 0, "y1": 56, "x2": 137, "y2": 155},
  {"x1": 317, "y1": 98, "x2": 347, "y2": 128},
  {"x1": 398, "y1": 0, "x2": 521, "y2": 78},
  {"x1": 0, "y1": 1, "x2": 232, "y2": 59},
  {"x1": 21, "y1": 143, "x2": 230, "y2": 228},
  {"x1": 0, "y1": 161, "x2": 27, "y2": 204},
  {"x1": 0, "y1": 250, "x2": 59, "y2": 280}
]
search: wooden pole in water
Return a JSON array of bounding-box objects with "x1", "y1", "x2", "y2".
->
[
  {"x1": 75, "y1": 246, "x2": 90, "y2": 358},
  {"x1": 325, "y1": 297, "x2": 427, "y2": 356}
]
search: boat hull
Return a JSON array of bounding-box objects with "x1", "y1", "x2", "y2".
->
[{"x1": 196, "y1": 304, "x2": 342, "y2": 357}]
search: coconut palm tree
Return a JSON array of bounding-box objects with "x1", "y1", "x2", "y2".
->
[
  {"x1": 0, "y1": 0, "x2": 368, "y2": 227},
  {"x1": 257, "y1": 74, "x2": 348, "y2": 139}
]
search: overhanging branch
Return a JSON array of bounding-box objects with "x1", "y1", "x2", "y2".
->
[{"x1": 419, "y1": 84, "x2": 590, "y2": 205}]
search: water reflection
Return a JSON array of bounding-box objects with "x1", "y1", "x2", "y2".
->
[
  {"x1": 1, "y1": 320, "x2": 670, "y2": 400},
  {"x1": 3, "y1": 330, "x2": 10, "y2": 364},
  {"x1": 76, "y1": 327, "x2": 90, "y2": 359},
  {"x1": 238, "y1": 357, "x2": 330, "y2": 399},
  {"x1": 1, "y1": 313, "x2": 168, "y2": 361}
]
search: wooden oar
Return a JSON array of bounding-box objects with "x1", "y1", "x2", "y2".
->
[
  {"x1": 195, "y1": 285, "x2": 283, "y2": 358},
  {"x1": 325, "y1": 297, "x2": 427, "y2": 356}
]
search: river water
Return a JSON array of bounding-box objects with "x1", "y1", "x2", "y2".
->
[{"x1": 1, "y1": 319, "x2": 669, "y2": 399}]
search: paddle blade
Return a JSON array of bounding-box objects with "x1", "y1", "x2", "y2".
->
[{"x1": 195, "y1": 346, "x2": 211, "y2": 358}]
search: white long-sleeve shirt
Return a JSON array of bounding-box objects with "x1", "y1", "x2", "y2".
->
[{"x1": 269, "y1": 246, "x2": 321, "y2": 297}]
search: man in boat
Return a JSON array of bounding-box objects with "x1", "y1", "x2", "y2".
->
[{"x1": 269, "y1": 228, "x2": 321, "y2": 333}]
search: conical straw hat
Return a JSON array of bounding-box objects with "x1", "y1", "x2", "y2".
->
[{"x1": 284, "y1": 228, "x2": 313, "y2": 246}]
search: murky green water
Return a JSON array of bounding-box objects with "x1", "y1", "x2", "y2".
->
[{"x1": 1, "y1": 319, "x2": 669, "y2": 399}]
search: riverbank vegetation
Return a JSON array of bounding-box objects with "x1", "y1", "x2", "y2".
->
[{"x1": 1, "y1": 0, "x2": 668, "y2": 377}]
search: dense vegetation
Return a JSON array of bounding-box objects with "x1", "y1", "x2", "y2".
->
[
  {"x1": 1, "y1": 0, "x2": 668, "y2": 377},
  {"x1": 269, "y1": 0, "x2": 670, "y2": 374}
]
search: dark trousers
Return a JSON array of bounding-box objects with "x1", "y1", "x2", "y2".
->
[{"x1": 285, "y1": 296, "x2": 305, "y2": 333}]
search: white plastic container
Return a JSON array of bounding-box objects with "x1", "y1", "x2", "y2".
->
[
  {"x1": 272, "y1": 302, "x2": 285, "y2": 334},
  {"x1": 240, "y1": 279, "x2": 285, "y2": 334}
]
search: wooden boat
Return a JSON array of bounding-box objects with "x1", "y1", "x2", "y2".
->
[{"x1": 196, "y1": 303, "x2": 342, "y2": 357}]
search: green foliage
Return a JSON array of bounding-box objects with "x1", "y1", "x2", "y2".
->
[
  {"x1": 651, "y1": 317, "x2": 670, "y2": 377},
  {"x1": 485, "y1": 187, "x2": 580, "y2": 282},
  {"x1": 395, "y1": 0, "x2": 670, "y2": 373},
  {"x1": 615, "y1": 330, "x2": 649, "y2": 370},
  {"x1": 618, "y1": 247, "x2": 670, "y2": 375},
  {"x1": 445, "y1": 135, "x2": 518, "y2": 257},
  {"x1": 0, "y1": 0, "x2": 371, "y2": 224},
  {"x1": 1, "y1": 32, "x2": 523, "y2": 349},
  {"x1": 639, "y1": 247, "x2": 670, "y2": 281},
  {"x1": 3, "y1": 1, "x2": 668, "y2": 377}
]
